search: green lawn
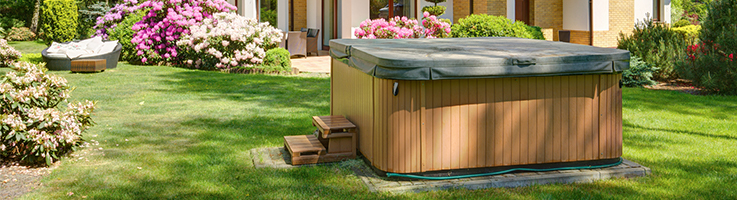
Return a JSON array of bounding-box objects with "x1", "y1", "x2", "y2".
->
[
  {"x1": 3, "y1": 64, "x2": 736, "y2": 199},
  {"x1": 7, "y1": 40, "x2": 47, "y2": 54}
]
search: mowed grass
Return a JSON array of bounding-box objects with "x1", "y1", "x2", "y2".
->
[
  {"x1": 1, "y1": 64, "x2": 735, "y2": 199},
  {"x1": 7, "y1": 40, "x2": 47, "y2": 54}
]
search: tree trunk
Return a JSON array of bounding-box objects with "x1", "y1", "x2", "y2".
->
[{"x1": 30, "y1": 0, "x2": 42, "y2": 34}]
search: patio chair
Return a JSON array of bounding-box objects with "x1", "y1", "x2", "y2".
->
[
  {"x1": 287, "y1": 31, "x2": 307, "y2": 58},
  {"x1": 278, "y1": 31, "x2": 288, "y2": 49},
  {"x1": 306, "y1": 28, "x2": 320, "y2": 56}
]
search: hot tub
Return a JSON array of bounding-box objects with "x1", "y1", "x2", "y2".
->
[{"x1": 329, "y1": 37, "x2": 629, "y2": 174}]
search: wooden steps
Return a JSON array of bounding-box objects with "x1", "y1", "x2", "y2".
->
[{"x1": 283, "y1": 116, "x2": 357, "y2": 165}]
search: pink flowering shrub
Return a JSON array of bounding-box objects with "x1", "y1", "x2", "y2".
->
[
  {"x1": 95, "y1": 0, "x2": 236, "y2": 64},
  {"x1": 0, "y1": 62, "x2": 95, "y2": 166},
  {"x1": 0, "y1": 39, "x2": 22, "y2": 68},
  {"x1": 354, "y1": 12, "x2": 450, "y2": 39},
  {"x1": 176, "y1": 13, "x2": 282, "y2": 70}
]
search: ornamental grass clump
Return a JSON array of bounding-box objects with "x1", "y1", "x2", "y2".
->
[
  {"x1": 354, "y1": 12, "x2": 450, "y2": 39},
  {"x1": 0, "y1": 39, "x2": 22, "y2": 67},
  {"x1": 176, "y1": 13, "x2": 282, "y2": 70},
  {"x1": 1, "y1": 62, "x2": 95, "y2": 166}
]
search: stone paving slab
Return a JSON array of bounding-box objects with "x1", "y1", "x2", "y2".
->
[{"x1": 250, "y1": 147, "x2": 650, "y2": 193}]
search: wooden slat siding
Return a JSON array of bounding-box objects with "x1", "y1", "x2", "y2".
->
[
  {"x1": 553, "y1": 76, "x2": 562, "y2": 162},
  {"x1": 576, "y1": 75, "x2": 585, "y2": 161},
  {"x1": 494, "y1": 78, "x2": 504, "y2": 166},
  {"x1": 519, "y1": 78, "x2": 529, "y2": 165},
  {"x1": 420, "y1": 82, "x2": 427, "y2": 171},
  {"x1": 375, "y1": 79, "x2": 382, "y2": 170},
  {"x1": 568, "y1": 76, "x2": 577, "y2": 161},
  {"x1": 330, "y1": 60, "x2": 373, "y2": 163},
  {"x1": 460, "y1": 80, "x2": 469, "y2": 169},
  {"x1": 451, "y1": 80, "x2": 460, "y2": 169},
  {"x1": 610, "y1": 75, "x2": 617, "y2": 158},
  {"x1": 398, "y1": 80, "x2": 405, "y2": 173},
  {"x1": 468, "y1": 79, "x2": 479, "y2": 168},
  {"x1": 510, "y1": 78, "x2": 521, "y2": 164},
  {"x1": 442, "y1": 80, "x2": 452, "y2": 170},
  {"x1": 593, "y1": 75, "x2": 600, "y2": 159},
  {"x1": 535, "y1": 77, "x2": 545, "y2": 164},
  {"x1": 432, "y1": 80, "x2": 442, "y2": 170},
  {"x1": 503, "y1": 78, "x2": 512, "y2": 165},
  {"x1": 543, "y1": 77, "x2": 555, "y2": 162},
  {"x1": 599, "y1": 75, "x2": 608, "y2": 159},
  {"x1": 487, "y1": 79, "x2": 496, "y2": 167},
  {"x1": 422, "y1": 81, "x2": 429, "y2": 171},
  {"x1": 584, "y1": 75, "x2": 593, "y2": 160},
  {"x1": 389, "y1": 79, "x2": 396, "y2": 172},
  {"x1": 477, "y1": 79, "x2": 487, "y2": 167},
  {"x1": 412, "y1": 80, "x2": 419, "y2": 172},
  {"x1": 606, "y1": 75, "x2": 613, "y2": 159},
  {"x1": 617, "y1": 75, "x2": 623, "y2": 157},
  {"x1": 561, "y1": 76, "x2": 570, "y2": 162}
]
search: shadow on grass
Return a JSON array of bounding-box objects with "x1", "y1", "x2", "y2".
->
[{"x1": 623, "y1": 120, "x2": 737, "y2": 141}]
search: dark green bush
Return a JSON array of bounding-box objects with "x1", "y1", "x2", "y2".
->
[
  {"x1": 77, "y1": 2, "x2": 110, "y2": 39},
  {"x1": 107, "y1": 10, "x2": 145, "y2": 63},
  {"x1": 258, "y1": 48, "x2": 291, "y2": 73},
  {"x1": 6, "y1": 27, "x2": 36, "y2": 41},
  {"x1": 41, "y1": 0, "x2": 78, "y2": 44},
  {"x1": 526, "y1": 26, "x2": 545, "y2": 40},
  {"x1": 672, "y1": 18, "x2": 691, "y2": 28},
  {"x1": 421, "y1": 6, "x2": 446, "y2": 16},
  {"x1": 676, "y1": 0, "x2": 737, "y2": 95},
  {"x1": 622, "y1": 55, "x2": 657, "y2": 87},
  {"x1": 260, "y1": 8, "x2": 277, "y2": 27},
  {"x1": 617, "y1": 17, "x2": 688, "y2": 81},
  {"x1": 451, "y1": 14, "x2": 543, "y2": 39}
]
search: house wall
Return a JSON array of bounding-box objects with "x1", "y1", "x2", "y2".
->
[
  {"x1": 454, "y1": 0, "x2": 470, "y2": 23},
  {"x1": 486, "y1": 0, "x2": 506, "y2": 16},
  {"x1": 593, "y1": 0, "x2": 633, "y2": 47},
  {"x1": 292, "y1": 0, "x2": 308, "y2": 30},
  {"x1": 532, "y1": 0, "x2": 563, "y2": 41}
]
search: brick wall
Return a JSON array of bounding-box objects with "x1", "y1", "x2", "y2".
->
[
  {"x1": 454, "y1": 0, "x2": 470, "y2": 23},
  {"x1": 474, "y1": 0, "x2": 488, "y2": 15},
  {"x1": 569, "y1": 30, "x2": 590, "y2": 45},
  {"x1": 532, "y1": 0, "x2": 563, "y2": 41},
  {"x1": 593, "y1": 0, "x2": 634, "y2": 47},
  {"x1": 292, "y1": 0, "x2": 307, "y2": 31},
  {"x1": 486, "y1": 0, "x2": 506, "y2": 16}
]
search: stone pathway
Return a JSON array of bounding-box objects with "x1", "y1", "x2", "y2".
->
[
  {"x1": 290, "y1": 50, "x2": 331, "y2": 74},
  {"x1": 250, "y1": 147, "x2": 651, "y2": 193}
]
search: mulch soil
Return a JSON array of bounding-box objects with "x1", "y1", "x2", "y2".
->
[{"x1": 643, "y1": 79, "x2": 704, "y2": 95}]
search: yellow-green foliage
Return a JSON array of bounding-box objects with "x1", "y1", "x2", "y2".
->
[
  {"x1": 672, "y1": 25, "x2": 701, "y2": 43},
  {"x1": 41, "y1": 0, "x2": 78, "y2": 44},
  {"x1": 18, "y1": 53, "x2": 43, "y2": 64}
]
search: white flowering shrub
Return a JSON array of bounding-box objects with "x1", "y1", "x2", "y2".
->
[
  {"x1": 176, "y1": 12, "x2": 283, "y2": 70},
  {"x1": 0, "y1": 62, "x2": 95, "y2": 165},
  {"x1": 0, "y1": 39, "x2": 22, "y2": 68}
]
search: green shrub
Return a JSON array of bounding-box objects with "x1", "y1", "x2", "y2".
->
[
  {"x1": 672, "y1": 25, "x2": 701, "y2": 43},
  {"x1": 260, "y1": 8, "x2": 277, "y2": 27},
  {"x1": 41, "y1": 0, "x2": 78, "y2": 44},
  {"x1": 0, "y1": 62, "x2": 95, "y2": 165},
  {"x1": 18, "y1": 53, "x2": 43, "y2": 64},
  {"x1": 0, "y1": 39, "x2": 22, "y2": 67},
  {"x1": 676, "y1": 0, "x2": 737, "y2": 95},
  {"x1": 450, "y1": 14, "x2": 543, "y2": 39},
  {"x1": 107, "y1": 10, "x2": 145, "y2": 64},
  {"x1": 425, "y1": 0, "x2": 446, "y2": 6},
  {"x1": 421, "y1": 6, "x2": 446, "y2": 17},
  {"x1": 6, "y1": 27, "x2": 36, "y2": 41},
  {"x1": 77, "y1": 2, "x2": 110, "y2": 39},
  {"x1": 622, "y1": 55, "x2": 657, "y2": 87},
  {"x1": 526, "y1": 26, "x2": 545, "y2": 40},
  {"x1": 258, "y1": 48, "x2": 291, "y2": 73},
  {"x1": 617, "y1": 17, "x2": 688, "y2": 81},
  {"x1": 672, "y1": 18, "x2": 691, "y2": 28}
]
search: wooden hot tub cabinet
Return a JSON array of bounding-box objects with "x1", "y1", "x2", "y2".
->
[{"x1": 329, "y1": 38, "x2": 628, "y2": 173}]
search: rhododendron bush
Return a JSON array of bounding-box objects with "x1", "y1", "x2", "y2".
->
[
  {"x1": 176, "y1": 13, "x2": 282, "y2": 70},
  {"x1": 1, "y1": 62, "x2": 95, "y2": 165},
  {"x1": 354, "y1": 12, "x2": 451, "y2": 39},
  {"x1": 94, "y1": 0, "x2": 236, "y2": 64},
  {"x1": 0, "y1": 39, "x2": 22, "y2": 68}
]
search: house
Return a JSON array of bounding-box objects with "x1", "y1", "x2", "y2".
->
[{"x1": 227, "y1": 0, "x2": 670, "y2": 48}]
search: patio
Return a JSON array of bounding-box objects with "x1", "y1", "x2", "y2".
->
[{"x1": 290, "y1": 50, "x2": 330, "y2": 73}]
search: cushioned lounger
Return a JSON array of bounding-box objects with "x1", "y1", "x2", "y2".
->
[{"x1": 42, "y1": 41, "x2": 122, "y2": 71}]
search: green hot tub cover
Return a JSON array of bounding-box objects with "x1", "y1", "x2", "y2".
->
[{"x1": 329, "y1": 37, "x2": 630, "y2": 80}]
